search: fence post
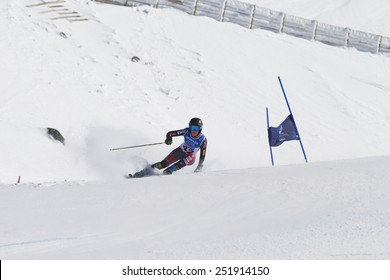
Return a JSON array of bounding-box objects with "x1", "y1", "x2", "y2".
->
[
  {"x1": 249, "y1": 5, "x2": 256, "y2": 29},
  {"x1": 279, "y1": 13, "x2": 286, "y2": 33},
  {"x1": 312, "y1": 21, "x2": 318, "y2": 40},
  {"x1": 345, "y1": 28, "x2": 351, "y2": 48},
  {"x1": 192, "y1": 0, "x2": 199, "y2": 15},
  {"x1": 220, "y1": 0, "x2": 228, "y2": 22},
  {"x1": 124, "y1": 0, "x2": 129, "y2": 6},
  {"x1": 155, "y1": 0, "x2": 160, "y2": 8},
  {"x1": 377, "y1": 35, "x2": 382, "y2": 55}
]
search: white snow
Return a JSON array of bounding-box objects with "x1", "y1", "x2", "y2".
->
[{"x1": 1, "y1": 0, "x2": 390, "y2": 259}]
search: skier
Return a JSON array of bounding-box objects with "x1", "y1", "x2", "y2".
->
[{"x1": 130, "y1": 117, "x2": 207, "y2": 178}]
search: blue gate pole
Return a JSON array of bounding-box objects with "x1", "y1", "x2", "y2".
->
[
  {"x1": 266, "y1": 107, "x2": 275, "y2": 166},
  {"x1": 277, "y1": 76, "x2": 308, "y2": 163}
]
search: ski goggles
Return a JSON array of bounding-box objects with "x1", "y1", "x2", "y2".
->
[{"x1": 189, "y1": 125, "x2": 202, "y2": 131}]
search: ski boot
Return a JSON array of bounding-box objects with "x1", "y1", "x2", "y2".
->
[{"x1": 129, "y1": 166, "x2": 154, "y2": 178}]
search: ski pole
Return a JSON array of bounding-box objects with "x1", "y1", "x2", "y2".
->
[{"x1": 110, "y1": 142, "x2": 164, "y2": 151}]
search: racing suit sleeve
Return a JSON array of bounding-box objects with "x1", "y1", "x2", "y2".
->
[
  {"x1": 164, "y1": 128, "x2": 187, "y2": 145},
  {"x1": 195, "y1": 137, "x2": 207, "y2": 173},
  {"x1": 166, "y1": 128, "x2": 187, "y2": 138}
]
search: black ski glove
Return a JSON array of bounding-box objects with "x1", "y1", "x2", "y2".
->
[{"x1": 165, "y1": 136, "x2": 173, "y2": 145}]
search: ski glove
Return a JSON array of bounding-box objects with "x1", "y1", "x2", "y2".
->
[
  {"x1": 194, "y1": 165, "x2": 202, "y2": 173},
  {"x1": 165, "y1": 136, "x2": 173, "y2": 145}
]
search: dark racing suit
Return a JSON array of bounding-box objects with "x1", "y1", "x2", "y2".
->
[{"x1": 152, "y1": 128, "x2": 207, "y2": 174}]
